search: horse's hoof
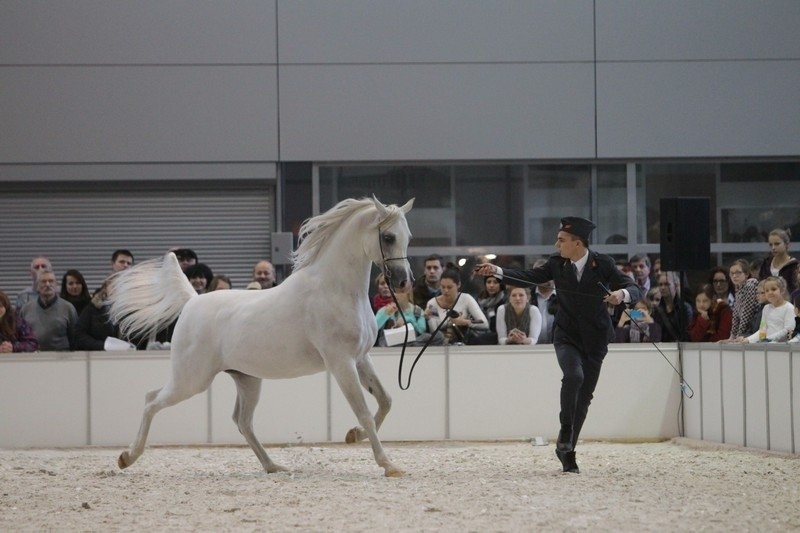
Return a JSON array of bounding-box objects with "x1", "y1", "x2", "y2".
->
[
  {"x1": 267, "y1": 463, "x2": 289, "y2": 474},
  {"x1": 118, "y1": 451, "x2": 131, "y2": 470},
  {"x1": 345, "y1": 427, "x2": 360, "y2": 444},
  {"x1": 384, "y1": 466, "x2": 404, "y2": 478}
]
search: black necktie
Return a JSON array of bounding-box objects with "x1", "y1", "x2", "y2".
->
[{"x1": 572, "y1": 262, "x2": 580, "y2": 282}]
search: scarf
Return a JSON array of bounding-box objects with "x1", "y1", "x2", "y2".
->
[{"x1": 504, "y1": 304, "x2": 531, "y2": 337}]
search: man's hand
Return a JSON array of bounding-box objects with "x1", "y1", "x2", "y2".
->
[
  {"x1": 474, "y1": 263, "x2": 497, "y2": 277},
  {"x1": 602, "y1": 289, "x2": 625, "y2": 306}
]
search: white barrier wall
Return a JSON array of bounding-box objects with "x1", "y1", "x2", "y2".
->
[
  {"x1": 682, "y1": 343, "x2": 800, "y2": 454},
  {"x1": 1, "y1": 344, "x2": 681, "y2": 449}
]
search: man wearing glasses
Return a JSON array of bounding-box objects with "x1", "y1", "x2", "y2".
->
[
  {"x1": 19, "y1": 268, "x2": 78, "y2": 351},
  {"x1": 15, "y1": 256, "x2": 52, "y2": 309}
]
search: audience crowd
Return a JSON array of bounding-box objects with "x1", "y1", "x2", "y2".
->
[
  {"x1": 0, "y1": 249, "x2": 277, "y2": 353},
  {"x1": 3, "y1": 227, "x2": 799, "y2": 353}
]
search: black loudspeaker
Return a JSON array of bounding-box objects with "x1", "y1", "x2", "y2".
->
[{"x1": 660, "y1": 197, "x2": 711, "y2": 271}]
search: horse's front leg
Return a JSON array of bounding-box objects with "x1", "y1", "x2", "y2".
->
[
  {"x1": 330, "y1": 359, "x2": 403, "y2": 477},
  {"x1": 346, "y1": 354, "x2": 391, "y2": 445}
]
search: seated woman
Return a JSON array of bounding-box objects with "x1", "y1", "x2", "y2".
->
[
  {"x1": 478, "y1": 275, "x2": 506, "y2": 329},
  {"x1": 0, "y1": 290, "x2": 39, "y2": 353},
  {"x1": 725, "y1": 259, "x2": 760, "y2": 341},
  {"x1": 615, "y1": 297, "x2": 662, "y2": 343},
  {"x1": 496, "y1": 286, "x2": 542, "y2": 345},
  {"x1": 185, "y1": 263, "x2": 214, "y2": 294},
  {"x1": 76, "y1": 281, "x2": 137, "y2": 351},
  {"x1": 689, "y1": 284, "x2": 732, "y2": 342},
  {"x1": 374, "y1": 283, "x2": 435, "y2": 346},
  {"x1": 60, "y1": 269, "x2": 92, "y2": 316},
  {"x1": 425, "y1": 268, "x2": 489, "y2": 345}
]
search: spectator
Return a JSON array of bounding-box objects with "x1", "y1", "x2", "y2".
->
[
  {"x1": 208, "y1": 275, "x2": 232, "y2": 291},
  {"x1": 629, "y1": 254, "x2": 655, "y2": 293},
  {"x1": 788, "y1": 294, "x2": 800, "y2": 344},
  {"x1": 748, "y1": 280, "x2": 768, "y2": 337},
  {"x1": 413, "y1": 254, "x2": 444, "y2": 311},
  {"x1": 172, "y1": 248, "x2": 198, "y2": 272},
  {"x1": 76, "y1": 280, "x2": 136, "y2": 351},
  {"x1": 792, "y1": 267, "x2": 800, "y2": 304},
  {"x1": 374, "y1": 282, "x2": 436, "y2": 346},
  {"x1": 185, "y1": 263, "x2": 214, "y2": 294},
  {"x1": 0, "y1": 290, "x2": 39, "y2": 353},
  {"x1": 477, "y1": 275, "x2": 506, "y2": 335},
  {"x1": 111, "y1": 249, "x2": 134, "y2": 273},
  {"x1": 531, "y1": 258, "x2": 557, "y2": 344},
  {"x1": 245, "y1": 281, "x2": 262, "y2": 290},
  {"x1": 15, "y1": 256, "x2": 51, "y2": 309},
  {"x1": 615, "y1": 298, "x2": 662, "y2": 343},
  {"x1": 253, "y1": 260, "x2": 276, "y2": 289},
  {"x1": 653, "y1": 271, "x2": 692, "y2": 342},
  {"x1": 709, "y1": 267, "x2": 735, "y2": 307},
  {"x1": 689, "y1": 284, "x2": 732, "y2": 342},
  {"x1": 496, "y1": 286, "x2": 542, "y2": 345},
  {"x1": 749, "y1": 259, "x2": 761, "y2": 280},
  {"x1": 646, "y1": 287, "x2": 662, "y2": 307},
  {"x1": 726, "y1": 259, "x2": 760, "y2": 341},
  {"x1": 652, "y1": 257, "x2": 662, "y2": 280},
  {"x1": 758, "y1": 228, "x2": 798, "y2": 294},
  {"x1": 735, "y1": 276, "x2": 794, "y2": 343},
  {"x1": 372, "y1": 272, "x2": 394, "y2": 313},
  {"x1": 60, "y1": 269, "x2": 92, "y2": 316},
  {"x1": 424, "y1": 268, "x2": 489, "y2": 345},
  {"x1": 19, "y1": 268, "x2": 78, "y2": 351}
]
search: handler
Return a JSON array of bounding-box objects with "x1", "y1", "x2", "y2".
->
[{"x1": 475, "y1": 217, "x2": 640, "y2": 473}]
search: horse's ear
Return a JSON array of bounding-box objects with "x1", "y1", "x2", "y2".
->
[
  {"x1": 372, "y1": 194, "x2": 389, "y2": 218},
  {"x1": 400, "y1": 198, "x2": 415, "y2": 214}
]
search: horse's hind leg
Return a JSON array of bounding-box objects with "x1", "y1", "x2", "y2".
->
[
  {"x1": 118, "y1": 380, "x2": 202, "y2": 469},
  {"x1": 346, "y1": 354, "x2": 392, "y2": 444},
  {"x1": 330, "y1": 361, "x2": 402, "y2": 477},
  {"x1": 227, "y1": 370, "x2": 287, "y2": 473}
]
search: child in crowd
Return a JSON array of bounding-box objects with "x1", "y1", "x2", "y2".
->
[
  {"x1": 615, "y1": 297, "x2": 661, "y2": 343},
  {"x1": 689, "y1": 284, "x2": 732, "y2": 342},
  {"x1": 736, "y1": 276, "x2": 795, "y2": 343}
]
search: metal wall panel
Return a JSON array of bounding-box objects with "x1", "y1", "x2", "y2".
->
[{"x1": 1, "y1": 180, "x2": 273, "y2": 302}]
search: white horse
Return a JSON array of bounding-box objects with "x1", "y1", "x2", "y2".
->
[{"x1": 108, "y1": 196, "x2": 414, "y2": 477}]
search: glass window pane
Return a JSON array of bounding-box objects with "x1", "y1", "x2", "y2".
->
[
  {"x1": 718, "y1": 163, "x2": 800, "y2": 242},
  {"x1": 319, "y1": 165, "x2": 452, "y2": 246},
  {"x1": 526, "y1": 165, "x2": 591, "y2": 245},
  {"x1": 596, "y1": 165, "x2": 628, "y2": 244},
  {"x1": 454, "y1": 165, "x2": 523, "y2": 246},
  {"x1": 636, "y1": 163, "x2": 716, "y2": 244}
]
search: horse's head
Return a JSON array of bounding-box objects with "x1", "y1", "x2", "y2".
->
[{"x1": 370, "y1": 195, "x2": 415, "y2": 290}]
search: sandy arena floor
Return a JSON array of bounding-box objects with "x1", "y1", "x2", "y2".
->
[{"x1": 1, "y1": 438, "x2": 798, "y2": 532}]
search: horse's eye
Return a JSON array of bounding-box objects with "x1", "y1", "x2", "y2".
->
[{"x1": 382, "y1": 233, "x2": 396, "y2": 245}]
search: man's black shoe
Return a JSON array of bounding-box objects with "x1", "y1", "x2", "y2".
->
[{"x1": 555, "y1": 449, "x2": 580, "y2": 473}]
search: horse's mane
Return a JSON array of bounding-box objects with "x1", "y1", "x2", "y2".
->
[{"x1": 291, "y1": 197, "x2": 404, "y2": 272}]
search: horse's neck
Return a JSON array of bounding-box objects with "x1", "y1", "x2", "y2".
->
[{"x1": 306, "y1": 234, "x2": 372, "y2": 299}]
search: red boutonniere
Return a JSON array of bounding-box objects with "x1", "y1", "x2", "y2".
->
[{"x1": 591, "y1": 259, "x2": 597, "y2": 269}]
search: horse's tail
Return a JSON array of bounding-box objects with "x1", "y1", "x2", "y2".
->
[{"x1": 108, "y1": 252, "x2": 196, "y2": 341}]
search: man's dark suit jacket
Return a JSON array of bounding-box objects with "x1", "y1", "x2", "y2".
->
[{"x1": 502, "y1": 251, "x2": 641, "y2": 350}]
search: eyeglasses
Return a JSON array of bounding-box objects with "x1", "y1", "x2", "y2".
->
[{"x1": 729, "y1": 270, "x2": 745, "y2": 276}]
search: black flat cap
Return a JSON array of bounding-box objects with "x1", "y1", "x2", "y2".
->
[{"x1": 559, "y1": 217, "x2": 596, "y2": 241}]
